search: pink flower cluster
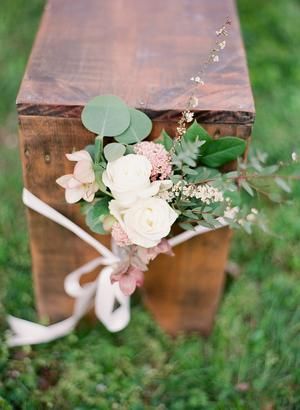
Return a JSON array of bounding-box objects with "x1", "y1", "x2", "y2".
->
[
  {"x1": 134, "y1": 141, "x2": 172, "y2": 181},
  {"x1": 111, "y1": 223, "x2": 132, "y2": 247},
  {"x1": 110, "y1": 239, "x2": 173, "y2": 296}
]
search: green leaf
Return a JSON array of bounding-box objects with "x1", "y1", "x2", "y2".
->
[
  {"x1": 275, "y1": 177, "x2": 291, "y2": 193},
  {"x1": 84, "y1": 144, "x2": 96, "y2": 160},
  {"x1": 179, "y1": 222, "x2": 195, "y2": 231},
  {"x1": 94, "y1": 135, "x2": 103, "y2": 163},
  {"x1": 225, "y1": 171, "x2": 239, "y2": 178},
  {"x1": 81, "y1": 95, "x2": 130, "y2": 136},
  {"x1": 115, "y1": 108, "x2": 152, "y2": 144},
  {"x1": 241, "y1": 180, "x2": 254, "y2": 196},
  {"x1": 171, "y1": 174, "x2": 182, "y2": 184},
  {"x1": 159, "y1": 129, "x2": 174, "y2": 151},
  {"x1": 184, "y1": 120, "x2": 212, "y2": 143},
  {"x1": 186, "y1": 167, "x2": 220, "y2": 183},
  {"x1": 182, "y1": 166, "x2": 198, "y2": 175},
  {"x1": 104, "y1": 143, "x2": 126, "y2": 162},
  {"x1": 260, "y1": 165, "x2": 279, "y2": 175},
  {"x1": 200, "y1": 137, "x2": 246, "y2": 167},
  {"x1": 182, "y1": 210, "x2": 198, "y2": 219},
  {"x1": 86, "y1": 197, "x2": 110, "y2": 234},
  {"x1": 93, "y1": 165, "x2": 111, "y2": 195}
]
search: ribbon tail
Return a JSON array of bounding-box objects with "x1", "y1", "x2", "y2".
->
[
  {"x1": 95, "y1": 266, "x2": 130, "y2": 332},
  {"x1": 7, "y1": 281, "x2": 97, "y2": 347}
]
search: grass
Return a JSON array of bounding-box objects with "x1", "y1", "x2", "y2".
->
[{"x1": 0, "y1": 0, "x2": 300, "y2": 408}]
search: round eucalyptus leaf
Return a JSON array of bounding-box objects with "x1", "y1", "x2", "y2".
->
[
  {"x1": 104, "y1": 143, "x2": 126, "y2": 162},
  {"x1": 81, "y1": 95, "x2": 130, "y2": 137},
  {"x1": 115, "y1": 108, "x2": 152, "y2": 144}
]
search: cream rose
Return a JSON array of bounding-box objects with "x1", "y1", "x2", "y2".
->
[
  {"x1": 109, "y1": 197, "x2": 178, "y2": 248},
  {"x1": 102, "y1": 154, "x2": 171, "y2": 206}
]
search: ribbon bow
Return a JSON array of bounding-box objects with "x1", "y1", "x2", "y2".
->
[{"x1": 7, "y1": 189, "x2": 227, "y2": 347}]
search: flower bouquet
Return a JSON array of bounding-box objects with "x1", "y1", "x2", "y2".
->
[{"x1": 56, "y1": 92, "x2": 291, "y2": 296}]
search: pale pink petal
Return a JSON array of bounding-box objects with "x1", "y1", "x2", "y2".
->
[
  {"x1": 156, "y1": 239, "x2": 174, "y2": 256},
  {"x1": 66, "y1": 150, "x2": 91, "y2": 162},
  {"x1": 67, "y1": 177, "x2": 83, "y2": 189},
  {"x1": 134, "y1": 247, "x2": 151, "y2": 267},
  {"x1": 82, "y1": 188, "x2": 96, "y2": 202},
  {"x1": 56, "y1": 174, "x2": 73, "y2": 188},
  {"x1": 138, "y1": 181, "x2": 161, "y2": 199},
  {"x1": 119, "y1": 274, "x2": 137, "y2": 296},
  {"x1": 65, "y1": 187, "x2": 84, "y2": 204},
  {"x1": 129, "y1": 267, "x2": 144, "y2": 287},
  {"x1": 111, "y1": 260, "x2": 131, "y2": 280},
  {"x1": 74, "y1": 160, "x2": 95, "y2": 183}
]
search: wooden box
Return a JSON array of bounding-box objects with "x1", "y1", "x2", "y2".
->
[{"x1": 17, "y1": 0, "x2": 254, "y2": 335}]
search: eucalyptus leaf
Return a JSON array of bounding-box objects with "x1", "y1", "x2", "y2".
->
[
  {"x1": 93, "y1": 166, "x2": 110, "y2": 195},
  {"x1": 200, "y1": 137, "x2": 246, "y2": 167},
  {"x1": 104, "y1": 143, "x2": 126, "y2": 162},
  {"x1": 84, "y1": 144, "x2": 96, "y2": 160},
  {"x1": 184, "y1": 120, "x2": 212, "y2": 143},
  {"x1": 115, "y1": 108, "x2": 152, "y2": 144},
  {"x1": 86, "y1": 197, "x2": 110, "y2": 234},
  {"x1": 81, "y1": 95, "x2": 130, "y2": 137}
]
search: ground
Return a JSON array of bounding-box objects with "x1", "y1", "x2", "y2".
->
[{"x1": 0, "y1": 0, "x2": 299, "y2": 409}]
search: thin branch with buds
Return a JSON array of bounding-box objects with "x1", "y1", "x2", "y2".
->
[{"x1": 175, "y1": 18, "x2": 232, "y2": 140}]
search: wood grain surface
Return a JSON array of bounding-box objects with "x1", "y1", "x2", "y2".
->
[{"x1": 17, "y1": 0, "x2": 255, "y2": 124}]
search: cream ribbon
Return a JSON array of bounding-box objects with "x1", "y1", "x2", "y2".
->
[{"x1": 7, "y1": 189, "x2": 228, "y2": 347}]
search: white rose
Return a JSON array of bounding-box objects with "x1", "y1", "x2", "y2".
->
[
  {"x1": 109, "y1": 197, "x2": 178, "y2": 248},
  {"x1": 102, "y1": 154, "x2": 171, "y2": 206}
]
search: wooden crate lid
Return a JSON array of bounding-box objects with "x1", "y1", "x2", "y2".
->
[{"x1": 17, "y1": 0, "x2": 255, "y2": 124}]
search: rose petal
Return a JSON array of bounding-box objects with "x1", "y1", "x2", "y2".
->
[
  {"x1": 65, "y1": 187, "x2": 84, "y2": 203},
  {"x1": 66, "y1": 150, "x2": 91, "y2": 162},
  {"x1": 74, "y1": 160, "x2": 95, "y2": 183},
  {"x1": 109, "y1": 200, "x2": 127, "y2": 232},
  {"x1": 138, "y1": 181, "x2": 161, "y2": 199}
]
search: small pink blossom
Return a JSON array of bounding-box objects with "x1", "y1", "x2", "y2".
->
[
  {"x1": 134, "y1": 141, "x2": 172, "y2": 181},
  {"x1": 135, "y1": 239, "x2": 174, "y2": 268},
  {"x1": 110, "y1": 240, "x2": 173, "y2": 296},
  {"x1": 111, "y1": 265, "x2": 144, "y2": 296},
  {"x1": 111, "y1": 223, "x2": 132, "y2": 247},
  {"x1": 56, "y1": 150, "x2": 98, "y2": 203}
]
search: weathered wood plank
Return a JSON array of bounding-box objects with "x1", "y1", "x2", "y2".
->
[{"x1": 17, "y1": 0, "x2": 255, "y2": 124}]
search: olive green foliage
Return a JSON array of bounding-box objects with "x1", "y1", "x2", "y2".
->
[{"x1": 0, "y1": 0, "x2": 300, "y2": 408}]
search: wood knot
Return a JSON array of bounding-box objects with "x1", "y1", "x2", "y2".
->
[{"x1": 44, "y1": 153, "x2": 51, "y2": 163}]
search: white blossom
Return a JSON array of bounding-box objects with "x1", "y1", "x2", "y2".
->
[{"x1": 180, "y1": 183, "x2": 224, "y2": 204}]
